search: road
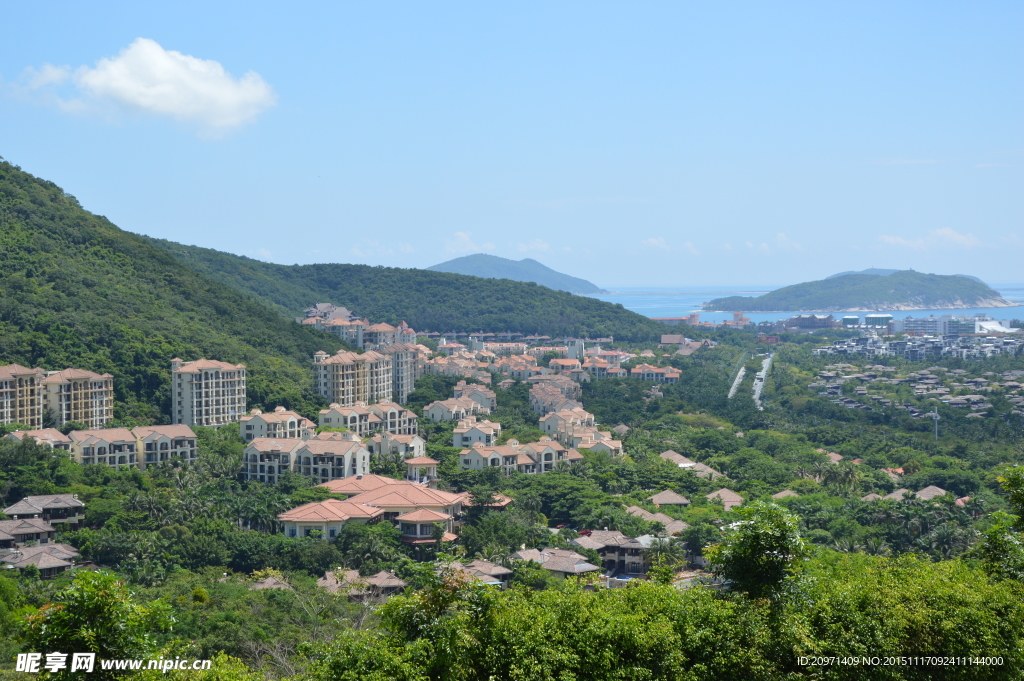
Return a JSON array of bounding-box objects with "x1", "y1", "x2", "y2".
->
[
  {"x1": 727, "y1": 366, "x2": 746, "y2": 399},
  {"x1": 752, "y1": 353, "x2": 773, "y2": 410}
]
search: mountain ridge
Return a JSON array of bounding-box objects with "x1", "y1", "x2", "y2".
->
[{"x1": 426, "y1": 253, "x2": 607, "y2": 294}]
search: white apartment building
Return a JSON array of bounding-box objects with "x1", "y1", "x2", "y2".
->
[
  {"x1": 41, "y1": 368, "x2": 114, "y2": 430},
  {"x1": 380, "y1": 342, "x2": 423, "y2": 404},
  {"x1": 171, "y1": 359, "x2": 247, "y2": 427},
  {"x1": 313, "y1": 350, "x2": 392, "y2": 406}
]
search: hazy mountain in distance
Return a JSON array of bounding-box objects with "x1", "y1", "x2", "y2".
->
[
  {"x1": 827, "y1": 268, "x2": 986, "y2": 285},
  {"x1": 426, "y1": 254, "x2": 608, "y2": 294}
]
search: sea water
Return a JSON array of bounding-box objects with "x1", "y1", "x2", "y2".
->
[{"x1": 583, "y1": 285, "x2": 1024, "y2": 325}]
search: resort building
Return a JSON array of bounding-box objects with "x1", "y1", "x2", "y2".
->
[
  {"x1": 313, "y1": 350, "x2": 393, "y2": 406},
  {"x1": 318, "y1": 401, "x2": 419, "y2": 436},
  {"x1": 170, "y1": 358, "x2": 247, "y2": 427},
  {"x1": 41, "y1": 368, "x2": 114, "y2": 430},
  {"x1": 242, "y1": 431, "x2": 371, "y2": 485}
]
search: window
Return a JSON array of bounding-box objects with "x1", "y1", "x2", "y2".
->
[
  {"x1": 329, "y1": 528, "x2": 336, "y2": 538},
  {"x1": 289, "y1": 528, "x2": 296, "y2": 537}
]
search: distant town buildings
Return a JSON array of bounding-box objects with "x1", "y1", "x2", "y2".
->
[{"x1": 171, "y1": 358, "x2": 247, "y2": 427}]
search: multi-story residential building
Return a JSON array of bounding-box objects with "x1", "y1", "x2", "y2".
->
[
  {"x1": 380, "y1": 342, "x2": 423, "y2": 404},
  {"x1": 240, "y1": 407, "x2": 316, "y2": 442},
  {"x1": 313, "y1": 350, "x2": 392, "y2": 406},
  {"x1": 0, "y1": 364, "x2": 44, "y2": 429},
  {"x1": 318, "y1": 401, "x2": 418, "y2": 436},
  {"x1": 41, "y1": 368, "x2": 114, "y2": 430},
  {"x1": 363, "y1": 323, "x2": 398, "y2": 348},
  {"x1": 133, "y1": 425, "x2": 198, "y2": 466},
  {"x1": 170, "y1": 358, "x2": 247, "y2": 427},
  {"x1": 68, "y1": 428, "x2": 139, "y2": 469},
  {"x1": 65, "y1": 425, "x2": 198, "y2": 470},
  {"x1": 458, "y1": 437, "x2": 582, "y2": 475},
  {"x1": 242, "y1": 431, "x2": 371, "y2": 485},
  {"x1": 629, "y1": 364, "x2": 680, "y2": 384}
]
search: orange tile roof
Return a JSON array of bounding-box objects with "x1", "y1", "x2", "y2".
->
[
  {"x1": 278, "y1": 499, "x2": 384, "y2": 522},
  {"x1": 318, "y1": 475, "x2": 407, "y2": 495}
]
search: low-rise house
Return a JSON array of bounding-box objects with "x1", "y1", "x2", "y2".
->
[
  {"x1": 396, "y1": 509, "x2": 458, "y2": 545},
  {"x1": 366, "y1": 432, "x2": 426, "y2": 459},
  {"x1": 133, "y1": 425, "x2": 198, "y2": 465},
  {"x1": 0, "y1": 518, "x2": 57, "y2": 548},
  {"x1": 625, "y1": 506, "x2": 689, "y2": 535},
  {"x1": 320, "y1": 569, "x2": 407, "y2": 597},
  {"x1": 648, "y1": 490, "x2": 690, "y2": 506},
  {"x1": 5, "y1": 428, "x2": 71, "y2": 450},
  {"x1": 453, "y1": 416, "x2": 501, "y2": 447},
  {"x1": 1, "y1": 543, "x2": 79, "y2": 579},
  {"x1": 915, "y1": 485, "x2": 948, "y2": 501},
  {"x1": 453, "y1": 560, "x2": 513, "y2": 588},
  {"x1": 68, "y1": 428, "x2": 139, "y2": 469},
  {"x1": 344, "y1": 482, "x2": 468, "y2": 520},
  {"x1": 706, "y1": 488, "x2": 743, "y2": 510},
  {"x1": 771, "y1": 490, "x2": 799, "y2": 500},
  {"x1": 4, "y1": 494, "x2": 85, "y2": 528},
  {"x1": 453, "y1": 381, "x2": 497, "y2": 411},
  {"x1": 250, "y1": 576, "x2": 293, "y2": 591},
  {"x1": 659, "y1": 450, "x2": 724, "y2": 479},
  {"x1": 278, "y1": 499, "x2": 384, "y2": 540},
  {"x1": 404, "y1": 457, "x2": 440, "y2": 485},
  {"x1": 629, "y1": 364, "x2": 680, "y2": 384},
  {"x1": 240, "y1": 407, "x2": 316, "y2": 442},
  {"x1": 511, "y1": 548, "x2": 600, "y2": 579},
  {"x1": 423, "y1": 397, "x2": 483, "y2": 422},
  {"x1": 319, "y1": 473, "x2": 410, "y2": 496}
]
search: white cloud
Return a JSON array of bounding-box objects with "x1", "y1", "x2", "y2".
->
[
  {"x1": 517, "y1": 239, "x2": 550, "y2": 253},
  {"x1": 19, "y1": 38, "x2": 275, "y2": 133},
  {"x1": 445, "y1": 232, "x2": 495, "y2": 254},
  {"x1": 879, "y1": 227, "x2": 981, "y2": 251},
  {"x1": 642, "y1": 237, "x2": 670, "y2": 250}
]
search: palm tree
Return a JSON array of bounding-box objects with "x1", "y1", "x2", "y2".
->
[{"x1": 647, "y1": 537, "x2": 686, "y2": 567}]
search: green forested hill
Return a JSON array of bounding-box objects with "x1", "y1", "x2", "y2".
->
[
  {"x1": 705, "y1": 270, "x2": 1012, "y2": 312},
  {"x1": 141, "y1": 238, "x2": 666, "y2": 340},
  {"x1": 0, "y1": 161, "x2": 345, "y2": 423},
  {"x1": 427, "y1": 253, "x2": 608, "y2": 293}
]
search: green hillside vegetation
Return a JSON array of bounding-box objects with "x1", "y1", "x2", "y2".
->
[
  {"x1": 141, "y1": 238, "x2": 664, "y2": 340},
  {"x1": 427, "y1": 253, "x2": 608, "y2": 294},
  {"x1": 706, "y1": 270, "x2": 1009, "y2": 312},
  {"x1": 0, "y1": 160, "x2": 345, "y2": 424}
]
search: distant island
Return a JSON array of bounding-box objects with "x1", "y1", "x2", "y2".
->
[
  {"x1": 427, "y1": 254, "x2": 608, "y2": 294},
  {"x1": 826, "y1": 268, "x2": 986, "y2": 284},
  {"x1": 705, "y1": 270, "x2": 1013, "y2": 312}
]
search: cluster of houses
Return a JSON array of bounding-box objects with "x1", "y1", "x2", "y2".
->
[
  {"x1": 242, "y1": 402, "x2": 424, "y2": 485},
  {"x1": 807, "y1": 364, "x2": 1024, "y2": 420},
  {"x1": 814, "y1": 334, "x2": 1024, "y2": 361},
  {"x1": 1, "y1": 494, "x2": 85, "y2": 579}
]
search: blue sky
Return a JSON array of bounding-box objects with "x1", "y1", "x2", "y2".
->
[{"x1": 2, "y1": 2, "x2": 1021, "y2": 287}]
